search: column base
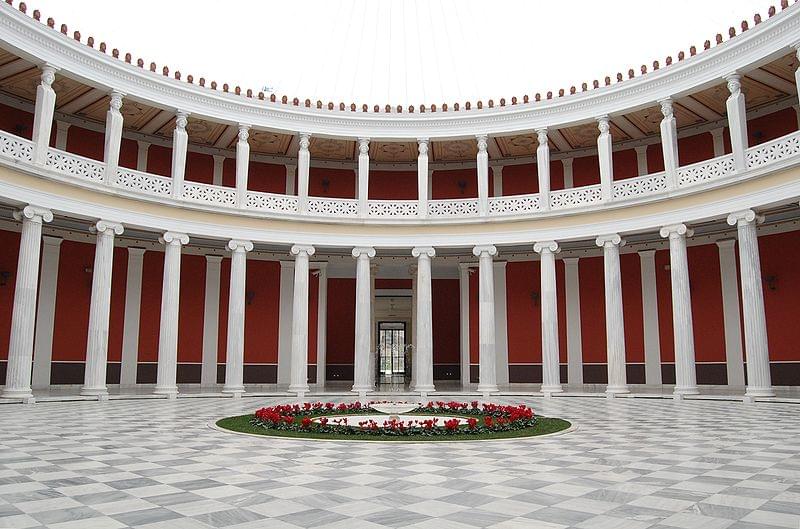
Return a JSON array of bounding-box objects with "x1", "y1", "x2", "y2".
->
[
  {"x1": 154, "y1": 386, "x2": 178, "y2": 397},
  {"x1": 222, "y1": 385, "x2": 245, "y2": 395},
  {"x1": 745, "y1": 386, "x2": 774, "y2": 397},
  {"x1": 80, "y1": 386, "x2": 109, "y2": 398},
  {"x1": 477, "y1": 384, "x2": 499, "y2": 396},
  {"x1": 541, "y1": 384, "x2": 563, "y2": 394},
  {"x1": 415, "y1": 384, "x2": 435, "y2": 395},
  {"x1": 605, "y1": 385, "x2": 630, "y2": 395},
  {"x1": 288, "y1": 384, "x2": 309, "y2": 396},
  {"x1": 673, "y1": 385, "x2": 699, "y2": 396},
  {"x1": 2, "y1": 388, "x2": 34, "y2": 401}
]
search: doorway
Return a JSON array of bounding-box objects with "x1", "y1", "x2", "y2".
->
[{"x1": 377, "y1": 321, "x2": 409, "y2": 385}]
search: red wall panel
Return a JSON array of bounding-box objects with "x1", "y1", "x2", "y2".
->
[
  {"x1": 0, "y1": 103, "x2": 33, "y2": 139},
  {"x1": 647, "y1": 143, "x2": 665, "y2": 174},
  {"x1": 146, "y1": 144, "x2": 172, "y2": 177},
  {"x1": 369, "y1": 171, "x2": 417, "y2": 200},
  {"x1": 432, "y1": 169, "x2": 478, "y2": 199},
  {"x1": 138, "y1": 250, "x2": 164, "y2": 363},
  {"x1": 572, "y1": 155, "x2": 600, "y2": 187},
  {"x1": 185, "y1": 152, "x2": 213, "y2": 184},
  {"x1": 578, "y1": 256, "x2": 606, "y2": 363},
  {"x1": 748, "y1": 107, "x2": 796, "y2": 145},
  {"x1": 107, "y1": 247, "x2": 128, "y2": 363},
  {"x1": 248, "y1": 162, "x2": 285, "y2": 194},
  {"x1": 65, "y1": 125, "x2": 103, "y2": 161},
  {"x1": 326, "y1": 278, "x2": 355, "y2": 364},
  {"x1": 506, "y1": 261, "x2": 540, "y2": 364},
  {"x1": 432, "y1": 278, "x2": 460, "y2": 364},
  {"x1": 758, "y1": 230, "x2": 800, "y2": 361},
  {"x1": 613, "y1": 149, "x2": 639, "y2": 180},
  {"x1": 502, "y1": 163, "x2": 537, "y2": 196},
  {"x1": 309, "y1": 168, "x2": 355, "y2": 198},
  {"x1": 469, "y1": 269, "x2": 478, "y2": 364},
  {"x1": 678, "y1": 132, "x2": 715, "y2": 165},
  {"x1": 176, "y1": 254, "x2": 205, "y2": 363},
  {"x1": 0, "y1": 229, "x2": 21, "y2": 361},
  {"x1": 620, "y1": 253, "x2": 644, "y2": 363},
  {"x1": 51, "y1": 240, "x2": 94, "y2": 361},
  {"x1": 375, "y1": 279, "x2": 412, "y2": 289},
  {"x1": 119, "y1": 138, "x2": 138, "y2": 169}
]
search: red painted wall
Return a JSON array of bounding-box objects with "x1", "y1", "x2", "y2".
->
[
  {"x1": 138, "y1": 250, "x2": 164, "y2": 363},
  {"x1": 620, "y1": 253, "x2": 644, "y2": 363},
  {"x1": 432, "y1": 278, "x2": 459, "y2": 364},
  {"x1": 613, "y1": 148, "x2": 639, "y2": 180},
  {"x1": 326, "y1": 278, "x2": 355, "y2": 364},
  {"x1": 502, "y1": 164, "x2": 536, "y2": 196},
  {"x1": 369, "y1": 171, "x2": 417, "y2": 200},
  {"x1": 469, "y1": 269, "x2": 478, "y2": 364},
  {"x1": 758, "y1": 230, "x2": 800, "y2": 361},
  {"x1": 51, "y1": 240, "x2": 94, "y2": 361},
  {"x1": 248, "y1": 162, "x2": 286, "y2": 194},
  {"x1": 176, "y1": 254, "x2": 205, "y2": 366},
  {"x1": 0, "y1": 229, "x2": 21, "y2": 361},
  {"x1": 647, "y1": 143, "x2": 666, "y2": 174},
  {"x1": 749, "y1": 107, "x2": 796, "y2": 146},
  {"x1": 119, "y1": 138, "x2": 138, "y2": 169},
  {"x1": 679, "y1": 132, "x2": 715, "y2": 166},
  {"x1": 572, "y1": 155, "x2": 600, "y2": 187},
  {"x1": 507, "y1": 261, "x2": 541, "y2": 364},
  {"x1": 185, "y1": 152, "x2": 213, "y2": 184},
  {"x1": 146, "y1": 144, "x2": 172, "y2": 177},
  {"x1": 578, "y1": 256, "x2": 607, "y2": 363},
  {"x1": 375, "y1": 279, "x2": 412, "y2": 289},
  {"x1": 309, "y1": 168, "x2": 355, "y2": 198},
  {"x1": 107, "y1": 247, "x2": 128, "y2": 363},
  {"x1": 65, "y1": 125, "x2": 103, "y2": 161},
  {"x1": 0, "y1": 103, "x2": 33, "y2": 139},
  {"x1": 432, "y1": 168, "x2": 478, "y2": 199}
]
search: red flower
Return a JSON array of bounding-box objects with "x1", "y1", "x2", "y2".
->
[
  {"x1": 300, "y1": 417, "x2": 312, "y2": 428},
  {"x1": 467, "y1": 418, "x2": 478, "y2": 430},
  {"x1": 319, "y1": 417, "x2": 328, "y2": 426},
  {"x1": 484, "y1": 416, "x2": 493, "y2": 428},
  {"x1": 445, "y1": 419, "x2": 459, "y2": 431}
]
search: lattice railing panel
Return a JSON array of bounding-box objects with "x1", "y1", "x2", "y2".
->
[
  {"x1": 368, "y1": 200, "x2": 419, "y2": 217},
  {"x1": 0, "y1": 131, "x2": 33, "y2": 162},
  {"x1": 46, "y1": 149, "x2": 105, "y2": 182},
  {"x1": 747, "y1": 131, "x2": 800, "y2": 170},
  {"x1": 245, "y1": 191, "x2": 299, "y2": 213},
  {"x1": 183, "y1": 181, "x2": 236, "y2": 207},
  {"x1": 116, "y1": 168, "x2": 172, "y2": 196},
  {"x1": 550, "y1": 185, "x2": 603, "y2": 209},
  {"x1": 677, "y1": 155, "x2": 735, "y2": 187},
  {"x1": 307, "y1": 197, "x2": 359, "y2": 217},
  {"x1": 488, "y1": 194, "x2": 541, "y2": 215},
  {"x1": 427, "y1": 199, "x2": 479, "y2": 217},
  {"x1": 612, "y1": 172, "x2": 668, "y2": 200}
]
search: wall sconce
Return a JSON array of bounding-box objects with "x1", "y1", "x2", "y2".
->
[
  {"x1": 84, "y1": 266, "x2": 93, "y2": 274},
  {"x1": 246, "y1": 290, "x2": 256, "y2": 305},
  {"x1": 321, "y1": 178, "x2": 330, "y2": 193},
  {"x1": 764, "y1": 275, "x2": 778, "y2": 291},
  {"x1": 0, "y1": 271, "x2": 10, "y2": 286},
  {"x1": 457, "y1": 180, "x2": 467, "y2": 194},
  {"x1": 530, "y1": 290, "x2": 540, "y2": 306}
]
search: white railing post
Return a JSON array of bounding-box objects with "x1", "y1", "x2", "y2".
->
[
  {"x1": 536, "y1": 128, "x2": 551, "y2": 210},
  {"x1": 634, "y1": 145, "x2": 648, "y2": 176},
  {"x1": 285, "y1": 164, "x2": 296, "y2": 195},
  {"x1": 476, "y1": 134, "x2": 489, "y2": 216},
  {"x1": 171, "y1": 111, "x2": 189, "y2": 199},
  {"x1": 31, "y1": 64, "x2": 57, "y2": 165},
  {"x1": 561, "y1": 158, "x2": 574, "y2": 188},
  {"x1": 235, "y1": 124, "x2": 250, "y2": 207},
  {"x1": 417, "y1": 138, "x2": 429, "y2": 218},
  {"x1": 597, "y1": 116, "x2": 614, "y2": 202},
  {"x1": 710, "y1": 128, "x2": 725, "y2": 157},
  {"x1": 103, "y1": 91, "x2": 124, "y2": 185},
  {"x1": 297, "y1": 132, "x2": 311, "y2": 214},
  {"x1": 54, "y1": 121, "x2": 70, "y2": 151},
  {"x1": 725, "y1": 74, "x2": 748, "y2": 172},
  {"x1": 357, "y1": 137, "x2": 370, "y2": 217},
  {"x1": 136, "y1": 140, "x2": 150, "y2": 171},
  {"x1": 492, "y1": 165, "x2": 503, "y2": 197},
  {"x1": 212, "y1": 154, "x2": 224, "y2": 186},
  {"x1": 659, "y1": 98, "x2": 679, "y2": 189}
]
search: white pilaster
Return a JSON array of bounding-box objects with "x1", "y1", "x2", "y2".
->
[
  {"x1": 727, "y1": 210, "x2": 773, "y2": 396},
  {"x1": 154, "y1": 231, "x2": 189, "y2": 397},
  {"x1": 562, "y1": 158, "x2": 574, "y2": 189},
  {"x1": 492, "y1": 165, "x2": 503, "y2": 197},
  {"x1": 563, "y1": 257, "x2": 583, "y2": 385},
  {"x1": 473, "y1": 245, "x2": 498, "y2": 394},
  {"x1": 212, "y1": 155, "x2": 224, "y2": 186},
  {"x1": 171, "y1": 111, "x2": 189, "y2": 198},
  {"x1": 476, "y1": 135, "x2": 489, "y2": 216},
  {"x1": 639, "y1": 250, "x2": 662, "y2": 385},
  {"x1": 710, "y1": 128, "x2": 725, "y2": 157},
  {"x1": 285, "y1": 164, "x2": 296, "y2": 195},
  {"x1": 82, "y1": 220, "x2": 124, "y2": 397},
  {"x1": 659, "y1": 98, "x2": 680, "y2": 188},
  {"x1": 2, "y1": 206, "x2": 52, "y2": 402},
  {"x1": 634, "y1": 145, "x2": 648, "y2": 177},
  {"x1": 715, "y1": 239, "x2": 745, "y2": 387},
  {"x1": 315, "y1": 264, "x2": 328, "y2": 387},
  {"x1": 458, "y1": 263, "x2": 471, "y2": 387},
  {"x1": 136, "y1": 141, "x2": 150, "y2": 172},
  {"x1": 412, "y1": 247, "x2": 436, "y2": 395},
  {"x1": 352, "y1": 247, "x2": 376, "y2": 395},
  {"x1": 534, "y1": 241, "x2": 562, "y2": 393},
  {"x1": 596, "y1": 234, "x2": 629, "y2": 394},
  {"x1": 222, "y1": 240, "x2": 253, "y2": 396},
  {"x1": 54, "y1": 121, "x2": 70, "y2": 151},
  {"x1": 725, "y1": 74, "x2": 748, "y2": 172},
  {"x1": 409, "y1": 264, "x2": 417, "y2": 389},
  {"x1": 536, "y1": 129, "x2": 551, "y2": 210},
  {"x1": 297, "y1": 133, "x2": 311, "y2": 213},
  {"x1": 103, "y1": 91, "x2": 124, "y2": 185},
  {"x1": 289, "y1": 244, "x2": 315, "y2": 396},
  {"x1": 31, "y1": 65, "x2": 57, "y2": 165},
  {"x1": 235, "y1": 125, "x2": 250, "y2": 207},
  {"x1": 794, "y1": 104, "x2": 800, "y2": 130},
  {"x1": 659, "y1": 224, "x2": 699, "y2": 395},
  {"x1": 494, "y1": 261, "x2": 509, "y2": 386},
  {"x1": 277, "y1": 261, "x2": 294, "y2": 385},
  {"x1": 31, "y1": 236, "x2": 62, "y2": 390},
  {"x1": 120, "y1": 247, "x2": 145, "y2": 387},
  {"x1": 357, "y1": 138, "x2": 370, "y2": 217},
  {"x1": 796, "y1": 48, "x2": 800, "y2": 107},
  {"x1": 418, "y1": 139, "x2": 429, "y2": 218},
  {"x1": 597, "y1": 116, "x2": 614, "y2": 201},
  {"x1": 200, "y1": 255, "x2": 222, "y2": 387}
]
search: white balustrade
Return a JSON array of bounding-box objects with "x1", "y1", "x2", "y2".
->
[
  {"x1": 677, "y1": 154, "x2": 735, "y2": 187},
  {"x1": 550, "y1": 184, "x2": 603, "y2": 210},
  {"x1": 746, "y1": 130, "x2": 800, "y2": 169},
  {"x1": 244, "y1": 191, "x2": 299, "y2": 214},
  {"x1": 183, "y1": 181, "x2": 237, "y2": 207},
  {"x1": 45, "y1": 149, "x2": 105, "y2": 183},
  {"x1": 0, "y1": 131, "x2": 34, "y2": 162},
  {"x1": 116, "y1": 167, "x2": 173, "y2": 196},
  {"x1": 307, "y1": 197, "x2": 359, "y2": 217},
  {"x1": 428, "y1": 198, "x2": 479, "y2": 217},
  {"x1": 612, "y1": 172, "x2": 668, "y2": 200},
  {"x1": 367, "y1": 200, "x2": 419, "y2": 217},
  {"x1": 488, "y1": 194, "x2": 541, "y2": 215}
]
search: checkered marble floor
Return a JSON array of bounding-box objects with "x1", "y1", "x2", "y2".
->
[{"x1": 0, "y1": 395, "x2": 797, "y2": 529}]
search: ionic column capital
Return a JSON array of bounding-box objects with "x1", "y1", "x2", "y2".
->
[
  {"x1": 352, "y1": 246, "x2": 376, "y2": 259},
  {"x1": 658, "y1": 97, "x2": 674, "y2": 118},
  {"x1": 536, "y1": 128, "x2": 548, "y2": 144},
  {"x1": 472, "y1": 244, "x2": 497, "y2": 258},
  {"x1": 290, "y1": 244, "x2": 315, "y2": 257},
  {"x1": 411, "y1": 246, "x2": 436, "y2": 258},
  {"x1": 417, "y1": 138, "x2": 429, "y2": 154},
  {"x1": 533, "y1": 241, "x2": 559, "y2": 254},
  {"x1": 13, "y1": 205, "x2": 53, "y2": 224},
  {"x1": 596, "y1": 115, "x2": 610, "y2": 132},
  {"x1": 160, "y1": 231, "x2": 189, "y2": 246},
  {"x1": 237, "y1": 124, "x2": 250, "y2": 141},
  {"x1": 660, "y1": 223, "x2": 693, "y2": 239},
  {"x1": 476, "y1": 134, "x2": 488, "y2": 151},
  {"x1": 727, "y1": 209, "x2": 763, "y2": 227},
  {"x1": 93, "y1": 220, "x2": 124, "y2": 236},
  {"x1": 357, "y1": 137, "x2": 370, "y2": 153},
  {"x1": 40, "y1": 63, "x2": 57, "y2": 86},
  {"x1": 109, "y1": 90, "x2": 125, "y2": 110},
  {"x1": 298, "y1": 132, "x2": 311, "y2": 149},
  {"x1": 725, "y1": 73, "x2": 742, "y2": 95},
  {"x1": 595, "y1": 233, "x2": 622, "y2": 247},
  {"x1": 175, "y1": 111, "x2": 189, "y2": 129},
  {"x1": 228, "y1": 239, "x2": 254, "y2": 252}
]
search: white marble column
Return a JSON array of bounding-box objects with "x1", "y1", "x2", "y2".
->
[
  {"x1": 103, "y1": 91, "x2": 124, "y2": 185},
  {"x1": 412, "y1": 247, "x2": 436, "y2": 395},
  {"x1": 297, "y1": 133, "x2": 311, "y2": 213},
  {"x1": 3, "y1": 206, "x2": 52, "y2": 402},
  {"x1": 417, "y1": 139, "x2": 429, "y2": 218},
  {"x1": 492, "y1": 165, "x2": 503, "y2": 197},
  {"x1": 370, "y1": 264, "x2": 377, "y2": 381},
  {"x1": 716, "y1": 239, "x2": 745, "y2": 387},
  {"x1": 31, "y1": 236, "x2": 62, "y2": 390},
  {"x1": 795, "y1": 48, "x2": 800, "y2": 107},
  {"x1": 82, "y1": 220, "x2": 124, "y2": 397},
  {"x1": 277, "y1": 261, "x2": 294, "y2": 385},
  {"x1": 659, "y1": 98, "x2": 680, "y2": 188},
  {"x1": 235, "y1": 125, "x2": 250, "y2": 207},
  {"x1": 357, "y1": 138, "x2": 370, "y2": 217},
  {"x1": 710, "y1": 128, "x2": 725, "y2": 157},
  {"x1": 597, "y1": 116, "x2": 614, "y2": 202},
  {"x1": 154, "y1": 231, "x2": 189, "y2": 397},
  {"x1": 639, "y1": 250, "x2": 663, "y2": 385},
  {"x1": 212, "y1": 155, "x2": 224, "y2": 186},
  {"x1": 315, "y1": 264, "x2": 328, "y2": 387},
  {"x1": 476, "y1": 135, "x2": 489, "y2": 216},
  {"x1": 352, "y1": 246, "x2": 375, "y2": 395},
  {"x1": 563, "y1": 257, "x2": 583, "y2": 385},
  {"x1": 171, "y1": 111, "x2": 189, "y2": 198},
  {"x1": 54, "y1": 121, "x2": 70, "y2": 151},
  {"x1": 136, "y1": 141, "x2": 150, "y2": 171},
  {"x1": 725, "y1": 74, "x2": 748, "y2": 172},
  {"x1": 727, "y1": 210, "x2": 773, "y2": 397},
  {"x1": 534, "y1": 241, "x2": 562, "y2": 393},
  {"x1": 473, "y1": 245, "x2": 498, "y2": 394},
  {"x1": 120, "y1": 247, "x2": 145, "y2": 386},
  {"x1": 285, "y1": 164, "x2": 296, "y2": 195},
  {"x1": 634, "y1": 146, "x2": 648, "y2": 177},
  {"x1": 596, "y1": 234, "x2": 629, "y2": 394},
  {"x1": 536, "y1": 129, "x2": 551, "y2": 210},
  {"x1": 562, "y1": 158, "x2": 574, "y2": 188},
  {"x1": 458, "y1": 263, "x2": 471, "y2": 387},
  {"x1": 32, "y1": 65, "x2": 57, "y2": 165},
  {"x1": 288, "y1": 245, "x2": 315, "y2": 396},
  {"x1": 222, "y1": 240, "x2": 253, "y2": 396},
  {"x1": 659, "y1": 224, "x2": 698, "y2": 395},
  {"x1": 494, "y1": 262, "x2": 509, "y2": 386},
  {"x1": 200, "y1": 255, "x2": 222, "y2": 387}
]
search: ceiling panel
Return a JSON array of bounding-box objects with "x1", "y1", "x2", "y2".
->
[
  {"x1": 370, "y1": 141, "x2": 417, "y2": 162},
  {"x1": 249, "y1": 130, "x2": 293, "y2": 155},
  {"x1": 309, "y1": 137, "x2": 355, "y2": 160},
  {"x1": 495, "y1": 134, "x2": 538, "y2": 157},
  {"x1": 432, "y1": 139, "x2": 477, "y2": 161}
]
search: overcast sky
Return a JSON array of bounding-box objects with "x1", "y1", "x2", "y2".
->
[{"x1": 30, "y1": 0, "x2": 764, "y2": 106}]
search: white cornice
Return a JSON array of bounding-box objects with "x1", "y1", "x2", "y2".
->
[{"x1": 0, "y1": 3, "x2": 798, "y2": 140}]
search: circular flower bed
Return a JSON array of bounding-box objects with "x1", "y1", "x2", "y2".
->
[{"x1": 216, "y1": 400, "x2": 571, "y2": 441}]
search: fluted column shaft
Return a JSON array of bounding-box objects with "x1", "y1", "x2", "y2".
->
[
  {"x1": 171, "y1": 111, "x2": 189, "y2": 198},
  {"x1": 476, "y1": 135, "x2": 489, "y2": 216},
  {"x1": 417, "y1": 139, "x2": 429, "y2": 217},
  {"x1": 660, "y1": 224, "x2": 698, "y2": 395},
  {"x1": 535, "y1": 241, "x2": 561, "y2": 392},
  {"x1": 473, "y1": 245, "x2": 498, "y2": 394},
  {"x1": 725, "y1": 75, "x2": 748, "y2": 172},
  {"x1": 716, "y1": 239, "x2": 745, "y2": 387},
  {"x1": 597, "y1": 116, "x2": 614, "y2": 201},
  {"x1": 639, "y1": 250, "x2": 663, "y2": 385},
  {"x1": 728, "y1": 210, "x2": 773, "y2": 397},
  {"x1": 357, "y1": 138, "x2": 370, "y2": 217},
  {"x1": 536, "y1": 129, "x2": 551, "y2": 210},
  {"x1": 564, "y1": 257, "x2": 583, "y2": 385},
  {"x1": 659, "y1": 98, "x2": 680, "y2": 188},
  {"x1": 596, "y1": 234, "x2": 629, "y2": 394},
  {"x1": 32, "y1": 65, "x2": 57, "y2": 165},
  {"x1": 297, "y1": 133, "x2": 311, "y2": 213},
  {"x1": 154, "y1": 232, "x2": 189, "y2": 396},
  {"x1": 103, "y1": 91, "x2": 124, "y2": 184},
  {"x1": 413, "y1": 247, "x2": 436, "y2": 394},
  {"x1": 120, "y1": 248, "x2": 145, "y2": 386},
  {"x1": 315, "y1": 264, "x2": 328, "y2": 387},
  {"x1": 458, "y1": 264, "x2": 471, "y2": 387},
  {"x1": 82, "y1": 220, "x2": 124, "y2": 396},
  {"x1": 32, "y1": 236, "x2": 62, "y2": 390},
  {"x1": 223, "y1": 240, "x2": 253, "y2": 395},
  {"x1": 289, "y1": 245, "x2": 315, "y2": 395},
  {"x1": 352, "y1": 247, "x2": 376, "y2": 393},
  {"x1": 2, "y1": 206, "x2": 52, "y2": 401},
  {"x1": 235, "y1": 125, "x2": 250, "y2": 207}
]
